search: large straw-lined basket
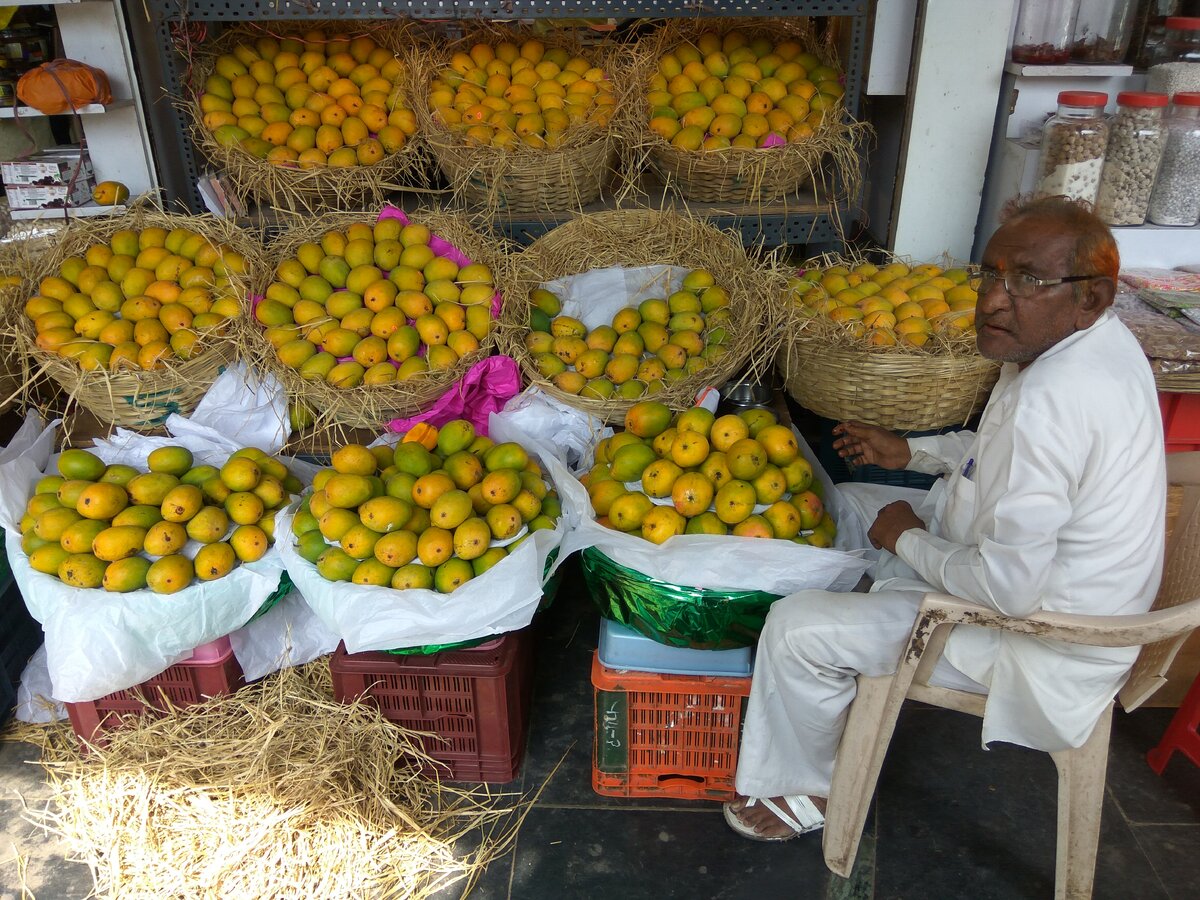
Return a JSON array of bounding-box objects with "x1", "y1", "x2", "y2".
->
[
  {"x1": 0, "y1": 234, "x2": 49, "y2": 413},
  {"x1": 778, "y1": 253, "x2": 1000, "y2": 431},
  {"x1": 411, "y1": 24, "x2": 623, "y2": 217},
  {"x1": 629, "y1": 18, "x2": 865, "y2": 205},
  {"x1": 182, "y1": 22, "x2": 428, "y2": 214},
  {"x1": 248, "y1": 207, "x2": 506, "y2": 436},
  {"x1": 14, "y1": 207, "x2": 259, "y2": 430},
  {"x1": 499, "y1": 208, "x2": 784, "y2": 424}
]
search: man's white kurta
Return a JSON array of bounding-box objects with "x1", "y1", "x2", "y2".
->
[{"x1": 882, "y1": 309, "x2": 1165, "y2": 751}]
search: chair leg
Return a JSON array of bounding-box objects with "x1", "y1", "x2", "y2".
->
[
  {"x1": 1050, "y1": 705, "x2": 1113, "y2": 900},
  {"x1": 822, "y1": 675, "x2": 896, "y2": 878}
]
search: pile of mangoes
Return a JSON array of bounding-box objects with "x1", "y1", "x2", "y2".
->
[
  {"x1": 20, "y1": 446, "x2": 300, "y2": 593},
  {"x1": 524, "y1": 268, "x2": 731, "y2": 400},
  {"x1": 198, "y1": 30, "x2": 417, "y2": 169},
  {"x1": 26, "y1": 226, "x2": 246, "y2": 372},
  {"x1": 292, "y1": 419, "x2": 560, "y2": 593},
  {"x1": 256, "y1": 217, "x2": 496, "y2": 388},
  {"x1": 581, "y1": 400, "x2": 836, "y2": 545}
]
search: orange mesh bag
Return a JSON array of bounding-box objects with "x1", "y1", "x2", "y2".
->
[{"x1": 17, "y1": 59, "x2": 112, "y2": 114}]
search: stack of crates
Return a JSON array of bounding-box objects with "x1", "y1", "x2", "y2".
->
[
  {"x1": 330, "y1": 628, "x2": 535, "y2": 783},
  {"x1": 64, "y1": 636, "x2": 245, "y2": 745},
  {"x1": 1160, "y1": 392, "x2": 1200, "y2": 454},
  {"x1": 1, "y1": 535, "x2": 43, "y2": 726},
  {"x1": 590, "y1": 618, "x2": 753, "y2": 801}
]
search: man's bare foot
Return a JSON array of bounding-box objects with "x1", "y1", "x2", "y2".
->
[{"x1": 727, "y1": 794, "x2": 827, "y2": 839}]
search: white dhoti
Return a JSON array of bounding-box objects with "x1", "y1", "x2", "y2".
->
[{"x1": 734, "y1": 588, "x2": 987, "y2": 799}]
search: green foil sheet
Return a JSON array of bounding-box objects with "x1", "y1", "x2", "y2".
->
[
  {"x1": 244, "y1": 572, "x2": 294, "y2": 626},
  {"x1": 580, "y1": 547, "x2": 781, "y2": 650}
]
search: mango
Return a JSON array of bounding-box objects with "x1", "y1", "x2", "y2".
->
[
  {"x1": 29, "y1": 544, "x2": 70, "y2": 575},
  {"x1": 26, "y1": 494, "x2": 62, "y2": 518},
  {"x1": 331, "y1": 444, "x2": 377, "y2": 476},
  {"x1": 148, "y1": 446, "x2": 194, "y2": 476},
  {"x1": 485, "y1": 503, "x2": 522, "y2": 541},
  {"x1": 202, "y1": 476, "x2": 232, "y2": 504},
  {"x1": 358, "y1": 496, "x2": 412, "y2": 533},
  {"x1": 146, "y1": 554, "x2": 194, "y2": 593},
  {"x1": 58, "y1": 553, "x2": 107, "y2": 588},
  {"x1": 373, "y1": 530, "x2": 418, "y2": 568},
  {"x1": 434, "y1": 558, "x2": 473, "y2": 594},
  {"x1": 57, "y1": 448, "x2": 106, "y2": 481},
  {"x1": 484, "y1": 442, "x2": 530, "y2": 473},
  {"x1": 732, "y1": 515, "x2": 774, "y2": 539},
  {"x1": 226, "y1": 491, "x2": 266, "y2": 525},
  {"x1": 92, "y1": 525, "x2": 148, "y2": 562},
  {"x1": 340, "y1": 524, "x2": 381, "y2": 560},
  {"x1": 430, "y1": 490, "x2": 473, "y2": 530},
  {"x1": 35, "y1": 507, "x2": 83, "y2": 542},
  {"x1": 144, "y1": 520, "x2": 188, "y2": 556},
  {"x1": 319, "y1": 507, "x2": 360, "y2": 541},
  {"x1": 471, "y1": 546, "x2": 507, "y2": 576},
  {"x1": 352, "y1": 558, "x2": 395, "y2": 586},
  {"x1": 756, "y1": 425, "x2": 800, "y2": 466},
  {"x1": 296, "y1": 530, "x2": 330, "y2": 563},
  {"x1": 739, "y1": 408, "x2": 777, "y2": 437},
  {"x1": 317, "y1": 546, "x2": 358, "y2": 581},
  {"x1": 610, "y1": 443, "x2": 658, "y2": 483},
  {"x1": 752, "y1": 465, "x2": 787, "y2": 505},
  {"x1": 624, "y1": 401, "x2": 672, "y2": 438},
  {"x1": 221, "y1": 457, "x2": 262, "y2": 492},
  {"x1": 187, "y1": 506, "x2": 230, "y2": 543},
  {"x1": 714, "y1": 479, "x2": 756, "y2": 525},
  {"x1": 35, "y1": 475, "x2": 64, "y2": 496},
  {"x1": 726, "y1": 438, "x2": 768, "y2": 481},
  {"x1": 480, "y1": 469, "x2": 522, "y2": 505},
  {"x1": 99, "y1": 464, "x2": 140, "y2": 487},
  {"x1": 392, "y1": 443, "x2": 434, "y2": 477},
  {"x1": 180, "y1": 464, "x2": 221, "y2": 487},
  {"x1": 230, "y1": 524, "x2": 269, "y2": 562},
  {"x1": 642, "y1": 506, "x2": 686, "y2": 544},
  {"x1": 111, "y1": 505, "x2": 161, "y2": 530},
  {"x1": 324, "y1": 473, "x2": 374, "y2": 509},
  {"x1": 194, "y1": 542, "x2": 236, "y2": 581},
  {"x1": 103, "y1": 556, "x2": 151, "y2": 592},
  {"x1": 21, "y1": 532, "x2": 52, "y2": 556},
  {"x1": 608, "y1": 492, "x2": 654, "y2": 532},
  {"x1": 780, "y1": 457, "x2": 814, "y2": 494},
  {"x1": 391, "y1": 563, "x2": 433, "y2": 590},
  {"x1": 443, "y1": 451, "x2": 485, "y2": 490},
  {"x1": 672, "y1": 472, "x2": 715, "y2": 517},
  {"x1": 511, "y1": 489, "x2": 542, "y2": 523},
  {"x1": 291, "y1": 508, "x2": 320, "y2": 536},
  {"x1": 56, "y1": 479, "x2": 92, "y2": 508},
  {"x1": 128, "y1": 472, "x2": 181, "y2": 506},
  {"x1": 685, "y1": 511, "x2": 728, "y2": 535},
  {"x1": 161, "y1": 484, "x2": 205, "y2": 522},
  {"x1": 76, "y1": 482, "x2": 129, "y2": 520},
  {"x1": 416, "y1": 527, "x2": 454, "y2": 567},
  {"x1": 436, "y1": 419, "x2": 476, "y2": 456}
]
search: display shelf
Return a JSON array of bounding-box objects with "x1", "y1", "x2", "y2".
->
[
  {"x1": 0, "y1": 99, "x2": 132, "y2": 119},
  {"x1": 9, "y1": 201, "x2": 127, "y2": 221},
  {"x1": 1003, "y1": 61, "x2": 1134, "y2": 77},
  {"x1": 129, "y1": 0, "x2": 869, "y2": 249}
]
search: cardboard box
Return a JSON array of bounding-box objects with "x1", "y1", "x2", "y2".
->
[
  {"x1": 2, "y1": 148, "x2": 94, "y2": 187},
  {"x1": 6, "y1": 177, "x2": 94, "y2": 210}
]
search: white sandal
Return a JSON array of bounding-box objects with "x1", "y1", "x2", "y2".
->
[{"x1": 723, "y1": 795, "x2": 825, "y2": 842}]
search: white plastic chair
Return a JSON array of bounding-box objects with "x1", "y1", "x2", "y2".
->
[{"x1": 823, "y1": 451, "x2": 1200, "y2": 899}]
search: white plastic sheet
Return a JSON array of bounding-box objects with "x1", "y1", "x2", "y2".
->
[
  {"x1": 553, "y1": 425, "x2": 871, "y2": 595},
  {"x1": 499, "y1": 387, "x2": 612, "y2": 474},
  {"x1": 226, "y1": 590, "x2": 340, "y2": 682},
  {"x1": 0, "y1": 375, "x2": 313, "y2": 703},
  {"x1": 542, "y1": 264, "x2": 693, "y2": 331},
  {"x1": 290, "y1": 417, "x2": 580, "y2": 653}
]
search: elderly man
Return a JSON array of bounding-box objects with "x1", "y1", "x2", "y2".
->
[{"x1": 725, "y1": 196, "x2": 1166, "y2": 840}]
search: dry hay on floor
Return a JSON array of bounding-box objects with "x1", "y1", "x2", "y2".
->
[{"x1": 5, "y1": 660, "x2": 527, "y2": 900}]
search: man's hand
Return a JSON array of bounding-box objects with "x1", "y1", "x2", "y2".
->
[
  {"x1": 868, "y1": 501, "x2": 926, "y2": 554},
  {"x1": 832, "y1": 421, "x2": 912, "y2": 471}
]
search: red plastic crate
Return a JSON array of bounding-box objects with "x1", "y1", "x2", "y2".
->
[
  {"x1": 591, "y1": 653, "x2": 752, "y2": 801},
  {"x1": 1160, "y1": 392, "x2": 1200, "y2": 453},
  {"x1": 65, "y1": 637, "x2": 244, "y2": 745},
  {"x1": 330, "y1": 629, "x2": 533, "y2": 783}
]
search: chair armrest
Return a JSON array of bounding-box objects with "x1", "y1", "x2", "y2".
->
[{"x1": 918, "y1": 592, "x2": 1200, "y2": 649}]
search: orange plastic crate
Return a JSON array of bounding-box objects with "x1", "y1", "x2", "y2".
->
[
  {"x1": 1160, "y1": 392, "x2": 1200, "y2": 454},
  {"x1": 591, "y1": 652, "x2": 751, "y2": 801}
]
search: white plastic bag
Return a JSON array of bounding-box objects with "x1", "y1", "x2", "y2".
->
[
  {"x1": 0, "y1": 375, "x2": 311, "y2": 703},
  {"x1": 289, "y1": 419, "x2": 580, "y2": 652},
  {"x1": 499, "y1": 387, "x2": 612, "y2": 473},
  {"x1": 553, "y1": 425, "x2": 871, "y2": 595},
  {"x1": 227, "y1": 590, "x2": 340, "y2": 682}
]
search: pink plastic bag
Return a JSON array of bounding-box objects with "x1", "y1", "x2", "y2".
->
[{"x1": 387, "y1": 355, "x2": 521, "y2": 436}]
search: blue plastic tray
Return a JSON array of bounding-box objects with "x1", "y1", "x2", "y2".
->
[{"x1": 597, "y1": 618, "x2": 754, "y2": 677}]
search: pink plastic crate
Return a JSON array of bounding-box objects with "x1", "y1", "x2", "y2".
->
[{"x1": 65, "y1": 636, "x2": 243, "y2": 745}]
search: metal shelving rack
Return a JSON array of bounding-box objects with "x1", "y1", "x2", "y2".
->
[{"x1": 126, "y1": 1, "x2": 868, "y2": 247}]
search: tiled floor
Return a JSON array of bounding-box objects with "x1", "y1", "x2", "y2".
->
[{"x1": 3, "y1": 559, "x2": 1199, "y2": 899}]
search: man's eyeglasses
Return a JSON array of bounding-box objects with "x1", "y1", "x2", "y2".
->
[{"x1": 968, "y1": 266, "x2": 1102, "y2": 299}]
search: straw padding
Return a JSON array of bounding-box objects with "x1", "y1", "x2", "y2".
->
[
  {"x1": 247, "y1": 208, "x2": 508, "y2": 439},
  {"x1": 625, "y1": 18, "x2": 867, "y2": 206},
  {"x1": 0, "y1": 233, "x2": 56, "y2": 413},
  {"x1": 14, "y1": 205, "x2": 264, "y2": 431},
  {"x1": 499, "y1": 208, "x2": 785, "y2": 424},
  {"x1": 182, "y1": 21, "x2": 429, "y2": 215},
  {"x1": 5, "y1": 660, "x2": 529, "y2": 899},
  {"x1": 777, "y1": 252, "x2": 1000, "y2": 431},
  {"x1": 410, "y1": 23, "x2": 623, "y2": 217}
]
